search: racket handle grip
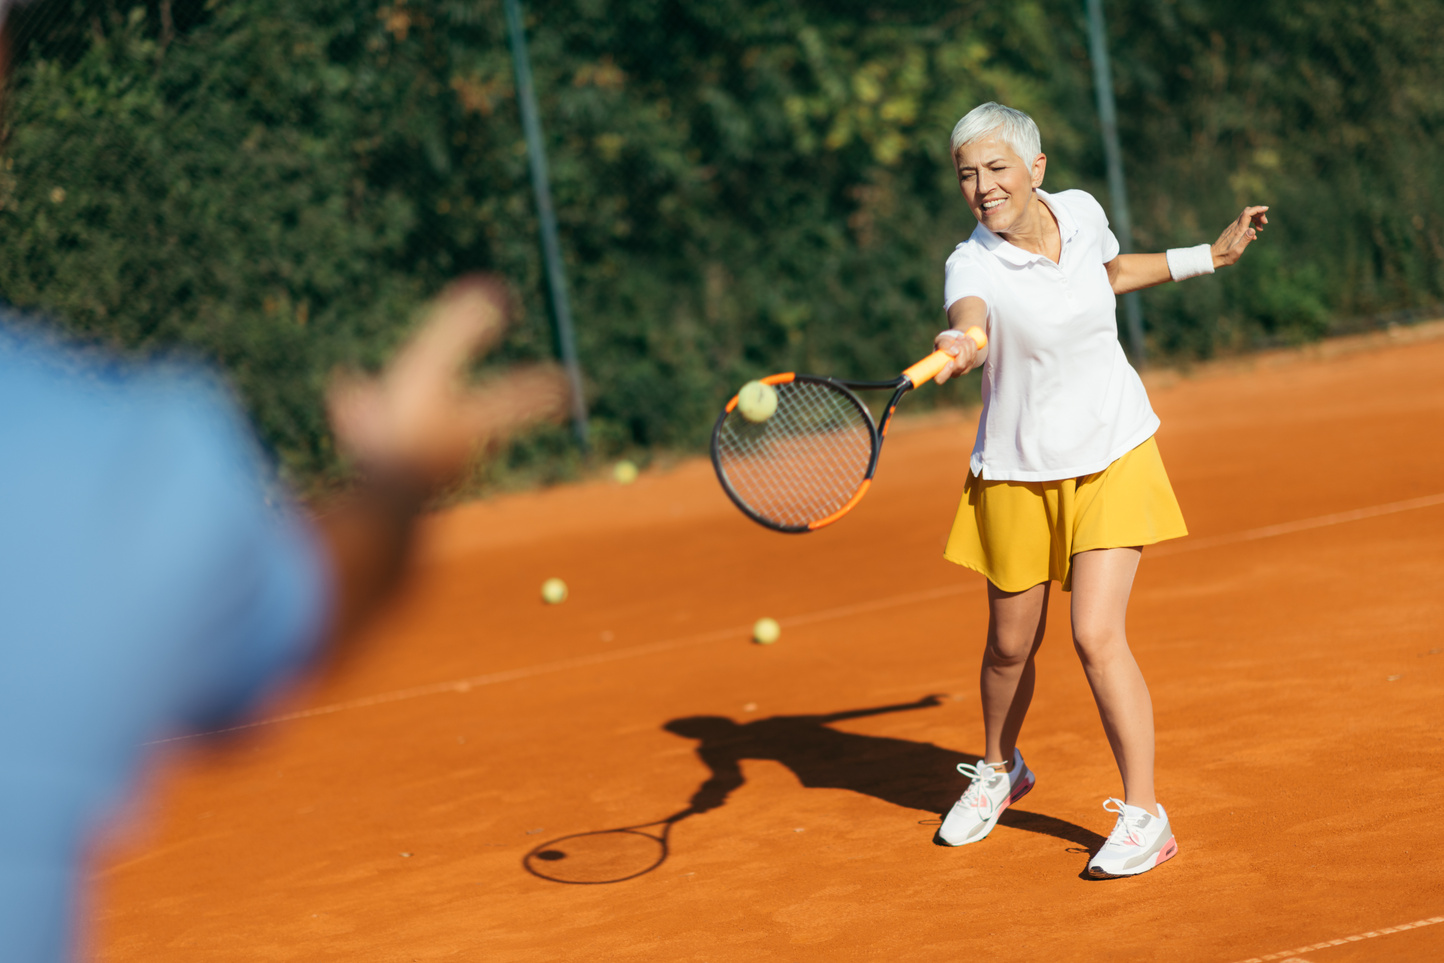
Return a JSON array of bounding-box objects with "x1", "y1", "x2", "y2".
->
[{"x1": 903, "y1": 327, "x2": 987, "y2": 387}]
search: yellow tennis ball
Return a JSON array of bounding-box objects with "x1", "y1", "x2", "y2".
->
[
  {"x1": 541, "y1": 578, "x2": 569, "y2": 605},
  {"x1": 612, "y1": 460, "x2": 639, "y2": 484},
  {"x1": 752, "y1": 617, "x2": 781, "y2": 645},
  {"x1": 737, "y1": 380, "x2": 778, "y2": 422}
]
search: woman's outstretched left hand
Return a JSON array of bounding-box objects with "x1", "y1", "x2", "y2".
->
[{"x1": 1211, "y1": 206, "x2": 1270, "y2": 268}]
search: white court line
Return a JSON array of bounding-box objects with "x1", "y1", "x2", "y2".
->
[
  {"x1": 155, "y1": 490, "x2": 1444, "y2": 744},
  {"x1": 148, "y1": 582, "x2": 982, "y2": 745},
  {"x1": 1152, "y1": 491, "x2": 1444, "y2": 557},
  {"x1": 1229, "y1": 914, "x2": 1444, "y2": 962}
]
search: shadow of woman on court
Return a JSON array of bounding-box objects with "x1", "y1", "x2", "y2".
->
[
  {"x1": 522, "y1": 696, "x2": 1102, "y2": 885},
  {"x1": 664, "y1": 696, "x2": 1102, "y2": 850}
]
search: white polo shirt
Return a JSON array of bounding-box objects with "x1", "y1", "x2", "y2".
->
[{"x1": 943, "y1": 188, "x2": 1159, "y2": 482}]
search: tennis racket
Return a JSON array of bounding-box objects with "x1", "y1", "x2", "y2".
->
[
  {"x1": 711, "y1": 327, "x2": 986, "y2": 533},
  {"x1": 523, "y1": 808, "x2": 697, "y2": 884}
]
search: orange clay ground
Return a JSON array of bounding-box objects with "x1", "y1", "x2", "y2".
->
[{"x1": 94, "y1": 327, "x2": 1444, "y2": 962}]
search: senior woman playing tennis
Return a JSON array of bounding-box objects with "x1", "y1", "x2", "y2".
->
[{"x1": 931, "y1": 102, "x2": 1266, "y2": 878}]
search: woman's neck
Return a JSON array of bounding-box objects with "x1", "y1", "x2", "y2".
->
[{"x1": 999, "y1": 190, "x2": 1061, "y2": 263}]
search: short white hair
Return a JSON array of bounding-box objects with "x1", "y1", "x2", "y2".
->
[{"x1": 949, "y1": 102, "x2": 1041, "y2": 164}]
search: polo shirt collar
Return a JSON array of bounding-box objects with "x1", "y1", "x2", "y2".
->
[{"x1": 969, "y1": 188, "x2": 1078, "y2": 266}]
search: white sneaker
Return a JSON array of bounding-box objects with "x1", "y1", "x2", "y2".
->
[
  {"x1": 936, "y1": 748, "x2": 1035, "y2": 846},
  {"x1": 1086, "y1": 798, "x2": 1178, "y2": 878}
]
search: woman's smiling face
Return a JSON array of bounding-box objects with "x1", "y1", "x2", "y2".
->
[{"x1": 954, "y1": 134, "x2": 1046, "y2": 236}]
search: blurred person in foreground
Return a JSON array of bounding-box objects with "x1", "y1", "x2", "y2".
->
[
  {"x1": 0, "y1": 5, "x2": 567, "y2": 957},
  {"x1": 927, "y1": 102, "x2": 1267, "y2": 877},
  {"x1": 1, "y1": 276, "x2": 567, "y2": 955}
]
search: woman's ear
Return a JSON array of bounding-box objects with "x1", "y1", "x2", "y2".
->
[{"x1": 1031, "y1": 152, "x2": 1048, "y2": 189}]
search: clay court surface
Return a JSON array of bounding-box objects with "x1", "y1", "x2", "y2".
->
[{"x1": 94, "y1": 329, "x2": 1444, "y2": 962}]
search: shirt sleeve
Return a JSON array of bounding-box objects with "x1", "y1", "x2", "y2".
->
[
  {"x1": 943, "y1": 245, "x2": 990, "y2": 314},
  {"x1": 180, "y1": 496, "x2": 331, "y2": 731},
  {"x1": 1100, "y1": 224, "x2": 1121, "y2": 262},
  {"x1": 1081, "y1": 191, "x2": 1121, "y2": 261},
  {"x1": 163, "y1": 382, "x2": 332, "y2": 731}
]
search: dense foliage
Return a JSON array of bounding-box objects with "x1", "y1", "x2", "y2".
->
[{"x1": 2, "y1": 0, "x2": 1441, "y2": 487}]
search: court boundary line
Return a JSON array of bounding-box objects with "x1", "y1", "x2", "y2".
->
[
  {"x1": 147, "y1": 582, "x2": 981, "y2": 745},
  {"x1": 151, "y1": 490, "x2": 1444, "y2": 744},
  {"x1": 1151, "y1": 491, "x2": 1444, "y2": 557},
  {"x1": 1229, "y1": 914, "x2": 1444, "y2": 962}
]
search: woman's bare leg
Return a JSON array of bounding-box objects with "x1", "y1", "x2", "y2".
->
[
  {"x1": 1069, "y1": 547, "x2": 1157, "y2": 814},
  {"x1": 981, "y1": 580, "x2": 1050, "y2": 765}
]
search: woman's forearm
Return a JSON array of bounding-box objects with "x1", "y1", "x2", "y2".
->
[
  {"x1": 1107, "y1": 206, "x2": 1269, "y2": 295},
  {"x1": 1105, "y1": 253, "x2": 1172, "y2": 294}
]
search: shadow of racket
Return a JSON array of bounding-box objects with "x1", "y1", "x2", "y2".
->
[{"x1": 523, "y1": 807, "x2": 699, "y2": 884}]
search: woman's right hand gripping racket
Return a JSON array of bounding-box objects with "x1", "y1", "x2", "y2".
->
[{"x1": 711, "y1": 326, "x2": 986, "y2": 533}]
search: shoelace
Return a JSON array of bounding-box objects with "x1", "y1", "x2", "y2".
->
[
  {"x1": 955, "y1": 761, "x2": 1000, "y2": 815},
  {"x1": 1100, "y1": 797, "x2": 1149, "y2": 848}
]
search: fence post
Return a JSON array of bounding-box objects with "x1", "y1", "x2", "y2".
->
[
  {"x1": 1085, "y1": 0, "x2": 1147, "y2": 364},
  {"x1": 504, "y1": 0, "x2": 590, "y2": 448}
]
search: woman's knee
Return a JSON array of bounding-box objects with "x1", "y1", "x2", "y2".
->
[
  {"x1": 985, "y1": 585, "x2": 1048, "y2": 665},
  {"x1": 986, "y1": 628, "x2": 1040, "y2": 666},
  {"x1": 1071, "y1": 622, "x2": 1128, "y2": 665}
]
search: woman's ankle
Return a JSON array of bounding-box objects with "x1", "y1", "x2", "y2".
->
[
  {"x1": 984, "y1": 751, "x2": 1015, "y2": 773},
  {"x1": 1123, "y1": 796, "x2": 1159, "y2": 817}
]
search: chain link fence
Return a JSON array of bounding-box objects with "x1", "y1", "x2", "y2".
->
[{"x1": 3, "y1": 0, "x2": 1441, "y2": 489}]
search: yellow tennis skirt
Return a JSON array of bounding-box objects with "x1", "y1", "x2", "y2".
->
[{"x1": 943, "y1": 436, "x2": 1188, "y2": 593}]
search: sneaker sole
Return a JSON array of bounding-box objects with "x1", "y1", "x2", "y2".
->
[
  {"x1": 1086, "y1": 836, "x2": 1178, "y2": 878},
  {"x1": 933, "y1": 771, "x2": 1036, "y2": 847}
]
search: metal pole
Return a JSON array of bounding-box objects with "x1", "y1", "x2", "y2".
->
[
  {"x1": 1085, "y1": 0, "x2": 1147, "y2": 364},
  {"x1": 504, "y1": 0, "x2": 589, "y2": 448}
]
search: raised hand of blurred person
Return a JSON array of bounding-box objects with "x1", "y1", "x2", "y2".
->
[
  {"x1": 327, "y1": 276, "x2": 570, "y2": 492},
  {"x1": 317, "y1": 277, "x2": 571, "y2": 649}
]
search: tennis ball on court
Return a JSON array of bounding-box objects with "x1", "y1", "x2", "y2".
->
[
  {"x1": 613, "y1": 459, "x2": 639, "y2": 484},
  {"x1": 541, "y1": 578, "x2": 569, "y2": 605},
  {"x1": 752, "y1": 617, "x2": 781, "y2": 645},
  {"x1": 737, "y1": 380, "x2": 778, "y2": 423}
]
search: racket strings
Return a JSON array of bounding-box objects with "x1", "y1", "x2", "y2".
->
[{"x1": 715, "y1": 381, "x2": 875, "y2": 529}]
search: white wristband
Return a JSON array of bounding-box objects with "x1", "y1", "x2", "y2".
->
[{"x1": 1166, "y1": 244, "x2": 1215, "y2": 281}]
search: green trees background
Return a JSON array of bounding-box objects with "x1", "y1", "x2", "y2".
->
[{"x1": 3, "y1": 0, "x2": 1441, "y2": 488}]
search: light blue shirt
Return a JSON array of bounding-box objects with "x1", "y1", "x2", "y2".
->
[{"x1": 0, "y1": 318, "x2": 330, "y2": 961}]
